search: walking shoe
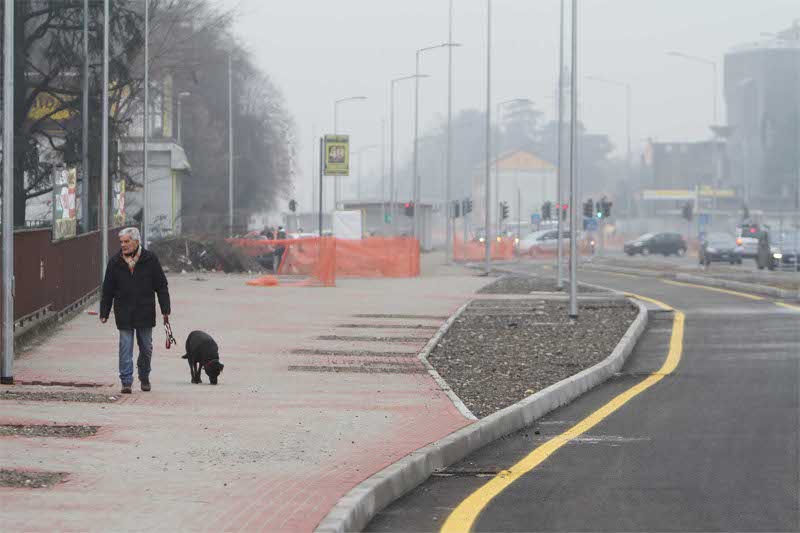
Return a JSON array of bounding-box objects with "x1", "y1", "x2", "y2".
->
[
  {"x1": 121, "y1": 385, "x2": 132, "y2": 394},
  {"x1": 140, "y1": 378, "x2": 151, "y2": 392}
]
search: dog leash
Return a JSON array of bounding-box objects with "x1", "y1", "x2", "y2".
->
[{"x1": 164, "y1": 321, "x2": 177, "y2": 350}]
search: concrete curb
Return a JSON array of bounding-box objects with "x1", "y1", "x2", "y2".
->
[
  {"x1": 416, "y1": 301, "x2": 478, "y2": 421},
  {"x1": 582, "y1": 263, "x2": 800, "y2": 300},
  {"x1": 314, "y1": 297, "x2": 649, "y2": 533},
  {"x1": 673, "y1": 272, "x2": 800, "y2": 300}
]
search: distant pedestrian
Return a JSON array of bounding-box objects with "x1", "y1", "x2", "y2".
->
[
  {"x1": 100, "y1": 227, "x2": 171, "y2": 394},
  {"x1": 274, "y1": 226, "x2": 288, "y2": 271}
]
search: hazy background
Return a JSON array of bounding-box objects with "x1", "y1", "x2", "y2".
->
[{"x1": 222, "y1": 0, "x2": 799, "y2": 214}]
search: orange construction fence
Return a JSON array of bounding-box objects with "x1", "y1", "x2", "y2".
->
[
  {"x1": 229, "y1": 236, "x2": 420, "y2": 287},
  {"x1": 453, "y1": 236, "x2": 515, "y2": 262}
]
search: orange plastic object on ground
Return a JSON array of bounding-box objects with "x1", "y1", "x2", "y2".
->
[
  {"x1": 229, "y1": 236, "x2": 419, "y2": 286},
  {"x1": 246, "y1": 275, "x2": 279, "y2": 287},
  {"x1": 453, "y1": 236, "x2": 514, "y2": 262}
]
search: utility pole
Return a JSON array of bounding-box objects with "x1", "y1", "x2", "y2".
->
[
  {"x1": 568, "y1": 0, "x2": 579, "y2": 319},
  {"x1": 484, "y1": 0, "x2": 493, "y2": 274},
  {"x1": 81, "y1": 0, "x2": 90, "y2": 234},
  {"x1": 228, "y1": 53, "x2": 234, "y2": 237},
  {"x1": 2, "y1": 0, "x2": 15, "y2": 384},
  {"x1": 101, "y1": 0, "x2": 110, "y2": 275},
  {"x1": 556, "y1": 0, "x2": 566, "y2": 290},
  {"x1": 143, "y1": 0, "x2": 149, "y2": 247},
  {"x1": 445, "y1": 0, "x2": 455, "y2": 263}
]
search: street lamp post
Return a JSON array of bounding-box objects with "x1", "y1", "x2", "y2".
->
[
  {"x1": 568, "y1": 0, "x2": 579, "y2": 318},
  {"x1": 176, "y1": 91, "x2": 192, "y2": 145},
  {"x1": 413, "y1": 42, "x2": 460, "y2": 244},
  {"x1": 228, "y1": 53, "x2": 234, "y2": 237},
  {"x1": 484, "y1": 0, "x2": 493, "y2": 274},
  {"x1": 143, "y1": 0, "x2": 149, "y2": 247},
  {"x1": 102, "y1": 0, "x2": 110, "y2": 269},
  {"x1": 391, "y1": 75, "x2": 428, "y2": 236},
  {"x1": 333, "y1": 96, "x2": 368, "y2": 211},
  {"x1": 495, "y1": 98, "x2": 532, "y2": 236},
  {"x1": 2, "y1": 0, "x2": 14, "y2": 384},
  {"x1": 668, "y1": 51, "x2": 719, "y2": 125},
  {"x1": 556, "y1": 0, "x2": 565, "y2": 289},
  {"x1": 446, "y1": 0, "x2": 456, "y2": 263}
]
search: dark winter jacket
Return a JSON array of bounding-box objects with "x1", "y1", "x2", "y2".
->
[
  {"x1": 100, "y1": 248, "x2": 171, "y2": 330},
  {"x1": 182, "y1": 330, "x2": 219, "y2": 362}
]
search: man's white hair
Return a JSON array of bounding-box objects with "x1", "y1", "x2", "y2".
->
[{"x1": 119, "y1": 227, "x2": 141, "y2": 242}]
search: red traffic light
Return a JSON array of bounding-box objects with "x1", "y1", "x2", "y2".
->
[
  {"x1": 749, "y1": 228, "x2": 756, "y2": 233},
  {"x1": 405, "y1": 202, "x2": 411, "y2": 208}
]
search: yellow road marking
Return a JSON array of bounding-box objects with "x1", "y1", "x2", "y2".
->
[
  {"x1": 595, "y1": 270, "x2": 641, "y2": 279},
  {"x1": 441, "y1": 295, "x2": 684, "y2": 533},
  {"x1": 775, "y1": 302, "x2": 800, "y2": 312},
  {"x1": 662, "y1": 279, "x2": 765, "y2": 301}
]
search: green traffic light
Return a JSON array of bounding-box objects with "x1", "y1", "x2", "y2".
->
[{"x1": 596, "y1": 212, "x2": 603, "y2": 219}]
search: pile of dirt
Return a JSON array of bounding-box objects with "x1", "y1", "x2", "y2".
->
[{"x1": 149, "y1": 237, "x2": 263, "y2": 273}]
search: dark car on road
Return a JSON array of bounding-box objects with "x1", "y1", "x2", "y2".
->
[
  {"x1": 757, "y1": 231, "x2": 799, "y2": 271},
  {"x1": 624, "y1": 232, "x2": 687, "y2": 257},
  {"x1": 699, "y1": 233, "x2": 743, "y2": 265}
]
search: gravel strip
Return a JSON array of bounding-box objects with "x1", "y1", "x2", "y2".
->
[
  {"x1": 0, "y1": 424, "x2": 99, "y2": 438},
  {"x1": 427, "y1": 298, "x2": 637, "y2": 418},
  {"x1": 288, "y1": 365, "x2": 427, "y2": 375},
  {"x1": 0, "y1": 469, "x2": 68, "y2": 488},
  {"x1": 478, "y1": 274, "x2": 602, "y2": 294},
  {"x1": 1, "y1": 390, "x2": 119, "y2": 403}
]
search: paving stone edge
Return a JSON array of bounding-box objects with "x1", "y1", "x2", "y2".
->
[{"x1": 314, "y1": 293, "x2": 648, "y2": 533}]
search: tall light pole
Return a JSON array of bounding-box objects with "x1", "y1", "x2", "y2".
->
[
  {"x1": 333, "y1": 96, "x2": 368, "y2": 210},
  {"x1": 568, "y1": 0, "x2": 579, "y2": 318},
  {"x1": 391, "y1": 75, "x2": 427, "y2": 236},
  {"x1": 556, "y1": 0, "x2": 565, "y2": 290},
  {"x1": 2, "y1": 0, "x2": 15, "y2": 384},
  {"x1": 228, "y1": 53, "x2": 234, "y2": 237},
  {"x1": 81, "y1": 0, "x2": 90, "y2": 235},
  {"x1": 101, "y1": 0, "x2": 110, "y2": 272},
  {"x1": 667, "y1": 51, "x2": 718, "y2": 125},
  {"x1": 586, "y1": 76, "x2": 632, "y2": 182},
  {"x1": 176, "y1": 91, "x2": 191, "y2": 145},
  {"x1": 142, "y1": 0, "x2": 149, "y2": 247},
  {"x1": 413, "y1": 41, "x2": 460, "y2": 244},
  {"x1": 445, "y1": 0, "x2": 456, "y2": 263},
  {"x1": 484, "y1": 0, "x2": 493, "y2": 274},
  {"x1": 495, "y1": 98, "x2": 532, "y2": 235}
]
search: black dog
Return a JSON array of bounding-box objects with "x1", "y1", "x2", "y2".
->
[{"x1": 182, "y1": 330, "x2": 225, "y2": 384}]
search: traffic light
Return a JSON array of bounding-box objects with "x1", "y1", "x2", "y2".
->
[
  {"x1": 681, "y1": 201, "x2": 693, "y2": 222},
  {"x1": 452, "y1": 200, "x2": 461, "y2": 218},
  {"x1": 560, "y1": 203, "x2": 568, "y2": 221},
  {"x1": 595, "y1": 201, "x2": 603, "y2": 219},
  {"x1": 601, "y1": 198, "x2": 612, "y2": 219},
  {"x1": 289, "y1": 199, "x2": 297, "y2": 213},
  {"x1": 404, "y1": 202, "x2": 415, "y2": 217},
  {"x1": 500, "y1": 201, "x2": 510, "y2": 220},
  {"x1": 542, "y1": 201, "x2": 552, "y2": 221},
  {"x1": 583, "y1": 198, "x2": 594, "y2": 218},
  {"x1": 464, "y1": 198, "x2": 473, "y2": 214}
]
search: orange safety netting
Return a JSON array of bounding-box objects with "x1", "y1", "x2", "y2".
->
[
  {"x1": 229, "y1": 236, "x2": 419, "y2": 287},
  {"x1": 453, "y1": 236, "x2": 515, "y2": 262}
]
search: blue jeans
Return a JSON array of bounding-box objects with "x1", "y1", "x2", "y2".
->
[{"x1": 118, "y1": 328, "x2": 153, "y2": 386}]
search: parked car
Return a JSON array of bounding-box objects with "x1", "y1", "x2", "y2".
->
[
  {"x1": 756, "y1": 231, "x2": 799, "y2": 270},
  {"x1": 624, "y1": 232, "x2": 687, "y2": 256},
  {"x1": 699, "y1": 233, "x2": 742, "y2": 265}
]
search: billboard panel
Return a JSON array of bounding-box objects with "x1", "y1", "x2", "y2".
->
[{"x1": 324, "y1": 135, "x2": 349, "y2": 176}]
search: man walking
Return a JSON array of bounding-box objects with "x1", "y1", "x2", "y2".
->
[{"x1": 100, "y1": 227, "x2": 171, "y2": 394}]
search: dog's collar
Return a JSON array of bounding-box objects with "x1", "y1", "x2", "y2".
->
[{"x1": 203, "y1": 359, "x2": 219, "y2": 370}]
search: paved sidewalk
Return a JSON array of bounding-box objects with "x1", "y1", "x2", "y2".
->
[{"x1": 1, "y1": 258, "x2": 487, "y2": 532}]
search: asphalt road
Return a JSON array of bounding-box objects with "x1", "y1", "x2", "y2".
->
[{"x1": 367, "y1": 267, "x2": 800, "y2": 532}]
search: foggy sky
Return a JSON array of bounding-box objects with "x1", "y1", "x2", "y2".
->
[{"x1": 223, "y1": 0, "x2": 799, "y2": 215}]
